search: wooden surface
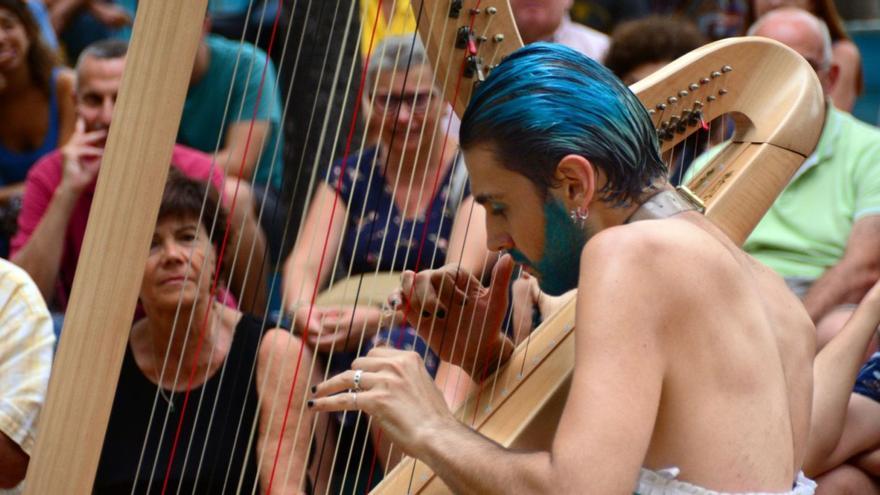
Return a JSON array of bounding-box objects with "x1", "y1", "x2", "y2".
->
[{"x1": 23, "y1": 1, "x2": 208, "y2": 492}]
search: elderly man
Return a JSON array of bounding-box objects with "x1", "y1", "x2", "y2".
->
[
  {"x1": 688, "y1": 8, "x2": 880, "y2": 350},
  {"x1": 11, "y1": 39, "x2": 267, "y2": 316}
]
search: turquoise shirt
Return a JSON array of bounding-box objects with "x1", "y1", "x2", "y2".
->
[
  {"x1": 179, "y1": 35, "x2": 284, "y2": 190},
  {"x1": 687, "y1": 106, "x2": 880, "y2": 280}
]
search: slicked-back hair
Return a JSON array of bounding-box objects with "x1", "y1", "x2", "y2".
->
[
  {"x1": 460, "y1": 42, "x2": 666, "y2": 206},
  {"x1": 0, "y1": 0, "x2": 60, "y2": 92}
]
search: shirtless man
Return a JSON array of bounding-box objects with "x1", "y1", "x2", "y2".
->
[{"x1": 311, "y1": 42, "x2": 817, "y2": 493}]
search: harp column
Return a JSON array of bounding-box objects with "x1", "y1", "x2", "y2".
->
[{"x1": 24, "y1": 0, "x2": 208, "y2": 492}]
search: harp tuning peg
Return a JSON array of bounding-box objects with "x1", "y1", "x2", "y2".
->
[
  {"x1": 679, "y1": 90, "x2": 689, "y2": 98},
  {"x1": 689, "y1": 83, "x2": 700, "y2": 91},
  {"x1": 494, "y1": 33, "x2": 505, "y2": 43},
  {"x1": 722, "y1": 65, "x2": 733, "y2": 73},
  {"x1": 486, "y1": 6, "x2": 498, "y2": 15},
  {"x1": 668, "y1": 96, "x2": 678, "y2": 104}
]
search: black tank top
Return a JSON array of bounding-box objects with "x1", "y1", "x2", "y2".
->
[{"x1": 95, "y1": 314, "x2": 267, "y2": 494}]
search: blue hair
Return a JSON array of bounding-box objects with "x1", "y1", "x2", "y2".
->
[{"x1": 460, "y1": 42, "x2": 666, "y2": 206}]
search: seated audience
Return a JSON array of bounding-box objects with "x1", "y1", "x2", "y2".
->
[
  {"x1": 0, "y1": 258, "x2": 53, "y2": 492},
  {"x1": 94, "y1": 170, "x2": 312, "y2": 494},
  {"x1": 511, "y1": 0, "x2": 610, "y2": 61},
  {"x1": 690, "y1": 8, "x2": 880, "y2": 350},
  {"x1": 605, "y1": 15, "x2": 707, "y2": 86},
  {"x1": 44, "y1": 0, "x2": 131, "y2": 61},
  {"x1": 0, "y1": 0, "x2": 75, "y2": 254},
  {"x1": 569, "y1": 0, "x2": 651, "y2": 33},
  {"x1": 11, "y1": 39, "x2": 267, "y2": 315},
  {"x1": 282, "y1": 35, "x2": 487, "y2": 481},
  {"x1": 180, "y1": 21, "x2": 284, "y2": 193},
  {"x1": 745, "y1": 0, "x2": 863, "y2": 112}
]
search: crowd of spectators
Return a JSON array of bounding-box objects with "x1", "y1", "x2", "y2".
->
[{"x1": 0, "y1": 0, "x2": 878, "y2": 493}]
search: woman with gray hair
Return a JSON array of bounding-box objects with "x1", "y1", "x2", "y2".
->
[{"x1": 281, "y1": 34, "x2": 487, "y2": 484}]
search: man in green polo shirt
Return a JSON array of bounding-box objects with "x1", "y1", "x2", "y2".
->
[{"x1": 689, "y1": 8, "x2": 880, "y2": 350}]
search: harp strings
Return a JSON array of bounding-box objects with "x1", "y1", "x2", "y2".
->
[{"x1": 130, "y1": 0, "x2": 495, "y2": 491}]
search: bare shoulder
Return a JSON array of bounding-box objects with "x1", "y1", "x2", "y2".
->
[{"x1": 580, "y1": 215, "x2": 722, "y2": 293}]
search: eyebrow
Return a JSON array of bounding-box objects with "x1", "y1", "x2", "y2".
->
[{"x1": 474, "y1": 193, "x2": 503, "y2": 205}]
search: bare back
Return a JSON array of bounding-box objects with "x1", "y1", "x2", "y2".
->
[{"x1": 639, "y1": 213, "x2": 815, "y2": 489}]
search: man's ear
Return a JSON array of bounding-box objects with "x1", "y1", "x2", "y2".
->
[
  {"x1": 824, "y1": 62, "x2": 840, "y2": 96},
  {"x1": 552, "y1": 154, "x2": 596, "y2": 211}
]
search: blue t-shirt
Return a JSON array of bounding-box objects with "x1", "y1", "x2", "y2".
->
[
  {"x1": 326, "y1": 146, "x2": 469, "y2": 277},
  {"x1": 179, "y1": 35, "x2": 284, "y2": 190}
]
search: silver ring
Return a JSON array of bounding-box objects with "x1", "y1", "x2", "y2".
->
[
  {"x1": 352, "y1": 369, "x2": 363, "y2": 391},
  {"x1": 351, "y1": 391, "x2": 358, "y2": 409}
]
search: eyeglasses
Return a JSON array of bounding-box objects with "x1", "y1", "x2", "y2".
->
[{"x1": 372, "y1": 90, "x2": 437, "y2": 114}]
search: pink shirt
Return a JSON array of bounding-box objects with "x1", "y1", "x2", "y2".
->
[{"x1": 11, "y1": 145, "x2": 225, "y2": 307}]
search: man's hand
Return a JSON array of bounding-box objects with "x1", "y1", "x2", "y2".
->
[
  {"x1": 311, "y1": 347, "x2": 458, "y2": 458},
  {"x1": 396, "y1": 254, "x2": 516, "y2": 377},
  {"x1": 59, "y1": 119, "x2": 104, "y2": 195}
]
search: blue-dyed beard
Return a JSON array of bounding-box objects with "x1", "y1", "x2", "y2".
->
[{"x1": 508, "y1": 199, "x2": 589, "y2": 296}]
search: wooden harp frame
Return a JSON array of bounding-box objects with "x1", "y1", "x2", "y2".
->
[{"x1": 22, "y1": 0, "x2": 823, "y2": 493}]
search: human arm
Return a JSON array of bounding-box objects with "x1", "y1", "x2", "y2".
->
[
  {"x1": 215, "y1": 121, "x2": 272, "y2": 182},
  {"x1": 802, "y1": 216, "x2": 880, "y2": 323},
  {"x1": 805, "y1": 279, "x2": 880, "y2": 474},
  {"x1": 830, "y1": 40, "x2": 862, "y2": 114},
  {"x1": 85, "y1": 0, "x2": 132, "y2": 29},
  {"x1": 282, "y1": 184, "x2": 346, "y2": 333},
  {"x1": 11, "y1": 119, "x2": 104, "y2": 302},
  {"x1": 255, "y1": 329, "x2": 315, "y2": 495},
  {"x1": 43, "y1": 0, "x2": 87, "y2": 32},
  {"x1": 220, "y1": 178, "x2": 268, "y2": 314},
  {"x1": 313, "y1": 237, "x2": 667, "y2": 493}
]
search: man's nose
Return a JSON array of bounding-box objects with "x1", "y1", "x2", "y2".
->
[{"x1": 100, "y1": 98, "x2": 115, "y2": 126}]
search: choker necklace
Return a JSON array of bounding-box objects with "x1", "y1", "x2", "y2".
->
[{"x1": 626, "y1": 186, "x2": 705, "y2": 223}]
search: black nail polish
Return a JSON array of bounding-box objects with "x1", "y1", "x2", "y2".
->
[
  {"x1": 310, "y1": 385, "x2": 316, "y2": 394},
  {"x1": 307, "y1": 400, "x2": 314, "y2": 408},
  {"x1": 436, "y1": 309, "x2": 446, "y2": 319}
]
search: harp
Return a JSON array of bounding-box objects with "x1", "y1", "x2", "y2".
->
[{"x1": 22, "y1": 1, "x2": 823, "y2": 494}]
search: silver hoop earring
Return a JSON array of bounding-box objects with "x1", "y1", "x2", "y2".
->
[{"x1": 569, "y1": 207, "x2": 589, "y2": 227}]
